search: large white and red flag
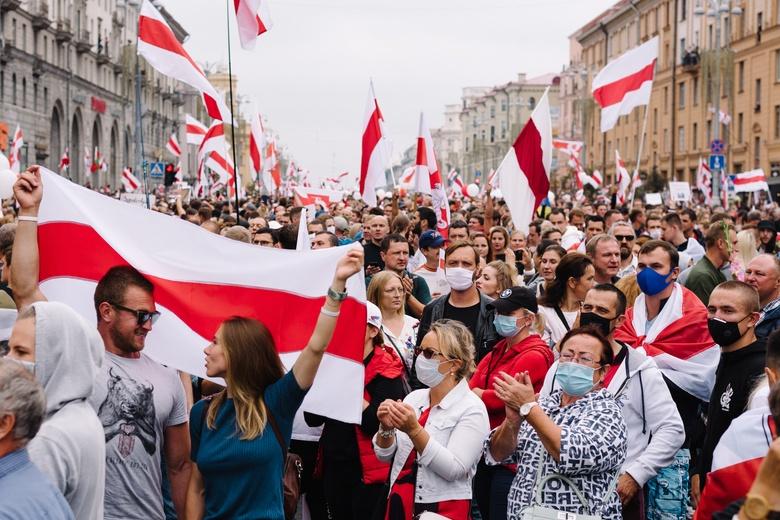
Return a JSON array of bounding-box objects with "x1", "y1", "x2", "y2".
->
[
  {"x1": 121, "y1": 167, "x2": 141, "y2": 192},
  {"x1": 35, "y1": 167, "x2": 367, "y2": 423},
  {"x1": 360, "y1": 82, "x2": 387, "y2": 207},
  {"x1": 9, "y1": 125, "x2": 23, "y2": 174},
  {"x1": 185, "y1": 114, "x2": 208, "y2": 146},
  {"x1": 138, "y1": 0, "x2": 232, "y2": 122},
  {"x1": 696, "y1": 157, "x2": 713, "y2": 204},
  {"x1": 293, "y1": 187, "x2": 344, "y2": 207},
  {"x1": 249, "y1": 112, "x2": 266, "y2": 183},
  {"x1": 615, "y1": 284, "x2": 718, "y2": 402},
  {"x1": 592, "y1": 36, "x2": 659, "y2": 132},
  {"x1": 496, "y1": 87, "x2": 552, "y2": 233},
  {"x1": 264, "y1": 139, "x2": 281, "y2": 190},
  {"x1": 615, "y1": 150, "x2": 631, "y2": 205},
  {"x1": 58, "y1": 148, "x2": 70, "y2": 173},
  {"x1": 552, "y1": 138, "x2": 583, "y2": 159},
  {"x1": 732, "y1": 169, "x2": 769, "y2": 193},
  {"x1": 166, "y1": 133, "x2": 181, "y2": 158},
  {"x1": 233, "y1": 0, "x2": 273, "y2": 50},
  {"x1": 413, "y1": 113, "x2": 450, "y2": 238}
]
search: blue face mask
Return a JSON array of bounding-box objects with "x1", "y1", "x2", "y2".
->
[
  {"x1": 556, "y1": 362, "x2": 597, "y2": 397},
  {"x1": 636, "y1": 267, "x2": 673, "y2": 296},
  {"x1": 494, "y1": 314, "x2": 521, "y2": 338}
]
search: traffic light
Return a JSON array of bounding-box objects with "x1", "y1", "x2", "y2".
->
[{"x1": 164, "y1": 163, "x2": 176, "y2": 186}]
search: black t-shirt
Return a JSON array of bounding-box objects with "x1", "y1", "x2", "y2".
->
[
  {"x1": 443, "y1": 300, "x2": 481, "y2": 339},
  {"x1": 364, "y1": 241, "x2": 384, "y2": 269}
]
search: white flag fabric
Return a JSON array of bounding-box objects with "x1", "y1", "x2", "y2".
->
[
  {"x1": 413, "y1": 113, "x2": 450, "y2": 238},
  {"x1": 121, "y1": 167, "x2": 141, "y2": 192},
  {"x1": 615, "y1": 150, "x2": 631, "y2": 205},
  {"x1": 359, "y1": 82, "x2": 387, "y2": 207},
  {"x1": 234, "y1": 0, "x2": 273, "y2": 50},
  {"x1": 9, "y1": 125, "x2": 23, "y2": 174},
  {"x1": 732, "y1": 169, "x2": 769, "y2": 193},
  {"x1": 249, "y1": 113, "x2": 266, "y2": 183},
  {"x1": 166, "y1": 134, "x2": 181, "y2": 157},
  {"x1": 185, "y1": 114, "x2": 208, "y2": 146},
  {"x1": 36, "y1": 167, "x2": 367, "y2": 423}
]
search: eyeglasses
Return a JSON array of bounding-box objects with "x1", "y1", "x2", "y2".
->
[
  {"x1": 110, "y1": 302, "x2": 161, "y2": 326},
  {"x1": 614, "y1": 235, "x2": 635, "y2": 242},
  {"x1": 416, "y1": 347, "x2": 449, "y2": 360},
  {"x1": 559, "y1": 352, "x2": 600, "y2": 366}
]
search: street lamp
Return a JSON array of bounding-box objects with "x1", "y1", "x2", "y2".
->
[{"x1": 694, "y1": 0, "x2": 741, "y2": 204}]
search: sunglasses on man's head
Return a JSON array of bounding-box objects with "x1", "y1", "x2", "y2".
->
[{"x1": 110, "y1": 302, "x2": 161, "y2": 326}]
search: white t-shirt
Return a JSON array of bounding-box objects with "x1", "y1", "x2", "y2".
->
[
  {"x1": 382, "y1": 315, "x2": 419, "y2": 369},
  {"x1": 538, "y1": 305, "x2": 578, "y2": 347},
  {"x1": 415, "y1": 265, "x2": 451, "y2": 299}
]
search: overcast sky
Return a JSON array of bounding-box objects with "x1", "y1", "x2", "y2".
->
[{"x1": 161, "y1": 0, "x2": 616, "y2": 185}]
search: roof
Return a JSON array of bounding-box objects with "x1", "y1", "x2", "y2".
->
[{"x1": 571, "y1": 0, "x2": 632, "y2": 41}]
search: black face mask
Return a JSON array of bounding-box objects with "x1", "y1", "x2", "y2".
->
[
  {"x1": 580, "y1": 312, "x2": 614, "y2": 337},
  {"x1": 707, "y1": 316, "x2": 748, "y2": 346}
]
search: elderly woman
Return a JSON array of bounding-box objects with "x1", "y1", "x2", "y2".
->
[
  {"x1": 484, "y1": 327, "x2": 627, "y2": 520},
  {"x1": 373, "y1": 320, "x2": 489, "y2": 519}
]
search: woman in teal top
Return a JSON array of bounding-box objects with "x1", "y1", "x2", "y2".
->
[{"x1": 185, "y1": 249, "x2": 364, "y2": 520}]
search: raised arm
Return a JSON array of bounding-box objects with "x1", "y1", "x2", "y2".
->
[
  {"x1": 292, "y1": 247, "x2": 364, "y2": 389},
  {"x1": 11, "y1": 166, "x2": 47, "y2": 309}
]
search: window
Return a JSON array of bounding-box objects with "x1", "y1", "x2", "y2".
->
[
  {"x1": 490, "y1": 126, "x2": 495, "y2": 143},
  {"x1": 681, "y1": 0, "x2": 687, "y2": 21},
  {"x1": 663, "y1": 129, "x2": 669, "y2": 153},
  {"x1": 680, "y1": 38, "x2": 686, "y2": 62},
  {"x1": 22, "y1": 24, "x2": 26, "y2": 52},
  {"x1": 756, "y1": 78, "x2": 762, "y2": 111},
  {"x1": 44, "y1": 87, "x2": 48, "y2": 112},
  {"x1": 653, "y1": 108, "x2": 658, "y2": 133},
  {"x1": 679, "y1": 81, "x2": 686, "y2": 109},
  {"x1": 693, "y1": 77, "x2": 699, "y2": 105},
  {"x1": 0, "y1": 72, "x2": 3, "y2": 102},
  {"x1": 693, "y1": 122, "x2": 698, "y2": 150},
  {"x1": 528, "y1": 97, "x2": 536, "y2": 110},
  {"x1": 775, "y1": 106, "x2": 780, "y2": 138},
  {"x1": 776, "y1": 51, "x2": 780, "y2": 82},
  {"x1": 664, "y1": 86, "x2": 669, "y2": 113},
  {"x1": 33, "y1": 82, "x2": 37, "y2": 111},
  {"x1": 707, "y1": 119, "x2": 712, "y2": 144},
  {"x1": 500, "y1": 120, "x2": 506, "y2": 139},
  {"x1": 465, "y1": 137, "x2": 469, "y2": 152},
  {"x1": 754, "y1": 136, "x2": 761, "y2": 168},
  {"x1": 490, "y1": 106, "x2": 495, "y2": 119},
  {"x1": 501, "y1": 99, "x2": 506, "y2": 112},
  {"x1": 11, "y1": 74, "x2": 16, "y2": 105},
  {"x1": 738, "y1": 113, "x2": 744, "y2": 143},
  {"x1": 678, "y1": 126, "x2": 686, "y2": 151},
  {"x1": 739, "y1": 61, "x2": 745, "y2": 92},
  {"x1": 758, "y1": 12, "x2": 764, "y2": 42}
]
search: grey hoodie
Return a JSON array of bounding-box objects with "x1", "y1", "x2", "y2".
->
[{"x1": 27, "y1": 301, "x2": 106, "y2": 520}]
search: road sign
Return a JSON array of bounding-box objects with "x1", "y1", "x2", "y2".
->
[
  {"x1": 149, "y1": 162, "x2": 164, "y2": 178},
  {"x1": 710, "y1": 139, "x2": 725, "y2": 154},
  {"x1": 709, "y1": 154, "x2": 726, "y2": 171}
]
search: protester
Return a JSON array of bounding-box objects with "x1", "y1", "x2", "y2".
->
[
  {"x1": 527, "y1": 243, "x2": 566, "y2": 297},
  {"x1": 745, "y1": 254, "x2": 780, "y2": 340},
  {"x1": 448, "y1": 221, "x2": 469, "y2": 243},
  {"x1": 662, "y1": 213, "x2": 705, "y2": 264},
  {"x1": 367, "y1": 271, "x2": 418, "y2": 370},
  {"x1": 680, "y1": 208, "x2": 704, "y2": 244},
  {"x1": 476, "y1": 260, "x2": 515, "y2": 300},
  {"x1": 488, "y1": 227, "x2": 514, "y2": 265},
  {"x1": 7, "y1": 302, "x2": 106, "y2": 519},
  {"x1": 305, "y1": 302, "x2": 407, "y2": 519},
  {"x1": 470, "y1": 287, "x2": 554, "y2": 520},
  {"x1": 587, "y1": 234, "x2": 621, "y2": 284},
  {"x1": 685, "y1": 223, "x2": 737, "y2": 305},
  {"x1": 414, "y1": 230, "x2": 450, "y2": 299},
  {"x1": 732, "y1": 229, "x2": 758, "y2": 281},
  {"x1": 485, "y1": 327, "x2": 627, "y2": 520},
  {"x1": 538, "y1": 253, "x2": 595, "y2": 346},
  {"x1": 472, "y1": 233, "x2": 490, "y2": 263},
  {"x1": 186, "y1": 249, "x2": 363, "y2": 518},
  {"x1": 0, "y1": 359, "x2": 74, "y2": 519},
  {"x1": 365, "y1": 215, "x2": 390, "y2": 272},
  {"x1": 312, "y1": 231, "x2": 338, "y2": 249},
  {"x1": 757, "y1": 220, "x2": 777, "y2": 255},
  {"x1": 378, "y1": 234, "x2": 431, "y2": 318},
  {"x1": 252, "y1": 227, "x2": 278, "y2": 247},
  {"x1": 374, "y1": 319, "x2": 490, "y2": 519},
  {"x1": 609, "y1": 222, "x2": 637, "y2": 278}
]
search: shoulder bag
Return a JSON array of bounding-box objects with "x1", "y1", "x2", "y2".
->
[{"x1": 266, "y1": 408, "x2": 304, "y2": 520}]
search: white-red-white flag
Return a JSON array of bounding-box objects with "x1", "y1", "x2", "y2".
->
[
  {"x1": 732, "y1": 169, "x2": 768, "y2": 193},
  {"x1": 264, "y1": 139, "x2": 281, "y2": 190},
  {"x1": 9, "y1": 125, "x2": 23, "y2": 174},
  {"x1": 592, "y1": 36, "x2": 658, "y2": 132},
  {"x1": 325, "y1": 171, "x2": 349, "y2": 185},
  {"x1": 249, "y1": 112, "x2": 265, "y2": 183},
  {"x1": 185, "y1": 114, "x2": 208, "y2": 146},
  {"x1": 496, "y1": 88, "x2": 552, "y2": 233},
  {"x1": 233, "y1": 0, "x2": 273, "y2": 50},
  {"x1": 59, "y1": 148, "x2": 70, "y2": 173},
  {"x1": 413, "y1": 113, "x2": 450, "y2": 238},
  {"x1": 138, "y1": 0, "x2": 232, "y2": 122},
  {"x1": 696, "y1": 157, "x2": 713, "y2": 204},
  {"x1": 36, "y1": 167, "x2": 367, "y2": 423},
  {"x1": 121, "y1": 167, "x2": 141, "y2": 192},
  {"x1": 359, "y1": 82, "x2": 387, "y2": 207},
  {"x1": 166, "y1": 133, "x2": 181, "y2": 157},
  {"x1": 174, "y1": 160, "x2": 183, "y2": 182},
  {"x1": 399, "y1": 167, "x2": 415, "y2": 187},
  {"x1": 83, "y1": 147, "x2": 92, "y2": 177},
  {"x1": 615, "y1": 150, "x2": 631, "y2": 205}
]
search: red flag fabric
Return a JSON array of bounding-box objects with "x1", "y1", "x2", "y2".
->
[
  {"x1": 233, "y1": 0, "x2": 273, "y2": 50},
  {"x1": 360, "y1": 82, "x2": 386, "y2": 207},
  {"x1": 166, "y1": 134, "x2": 181, "y2": 157},
  {"x1": 121, "y1": 167, "x2": 140, "y2": 192},
  {"x1": 249, "y1": 113, "x2": 265, "y2": 183},
  {"x1": 413, "y1": 113, "x2": 450, "y2": 239},
  {"x1": 185, "y1": 114, "x2": 208, "y2": 146}
]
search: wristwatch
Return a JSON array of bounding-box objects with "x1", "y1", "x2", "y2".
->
[
  {"x1": 327, "y1": 286, "x2": 347, "y2": 302},
  {"x1": 743, "y1": 494, "x2": 771, "y2": 520},
  {"x1": 520, "y1": 401, "x2": 538, "y2": 417}
]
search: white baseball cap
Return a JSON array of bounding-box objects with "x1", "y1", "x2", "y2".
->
[{"x1": 366, "y1": 301, "x2": 382, "y2": 329}]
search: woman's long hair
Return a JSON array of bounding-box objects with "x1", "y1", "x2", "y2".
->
[
  {"x1": 487, "y1": 227, "x2": 510, "y2": 263},
  {"x1": 367, "y1": 271, "x2": 405, "y2": 317},
  {"x1": 206, "y1": 317, "x2": 286, "y2": 440},
  {"x1": 539, "y1": 253, "x2": 593, "y2": 308}
]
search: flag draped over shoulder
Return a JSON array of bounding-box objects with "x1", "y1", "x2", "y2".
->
[
  {"x1": 614, "y1": 283, "x2": 719, "y2": 402},
  {"x1": 36, "y1": 167, "x2": 367, "y2": 423}
]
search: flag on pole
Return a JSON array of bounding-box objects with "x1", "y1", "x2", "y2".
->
[
  {"x1": 721, "y1": 169, "x2": 729, "y2": 208},
  {"x1": 138, "y1": 0, "x2": 232, "y2": 122},
  {"x1": 8, "y1": 125, "x2": 23, "y2": 174},
  {"x1": 59, "y1": 148, "x2": 70, "y2": 173},
  {"x1": 185, "y1": 114, "x2": 208, "y2": 146},
  {"x1": 359, "y1": 82, "x2": 387, "y2": 207},
  {"x1": 296, "y1": 207, "x2": 311, "y2": 251},
  {"x1": 36, "y1": 167, "x2": 367, "y2": 423},
  {"x1": 399, "y1": 167, "x2": 415, "y2": 187},
  {"x1": 174, "y1": 160, "x2": 183, "y2": 182},
  {"x1": 615, "y1": 150, "x2": 631, "y2": 205},
  {"x1": 233, "y1": 0, "x2": 273, "y2": 50},
  {"x1": 496, "y1": 88, "x2": 553, "y2": 233},
  {"x1": 592, "y1": 36, "x2": 659, "y2": 132},
  {"x1": 121, "y1": 167, "x2": 141, "y2": 192},
  {"x1": 264, "y1": 140, "x2": 281, "y2": 190},
  {"x1": 325, "y1": 171, "x2": 350, "y2": 185},
  {"x1": 413, "y1": 113, "x2": 450, "y2": 238},
  {"x1": 732, "y1": 169, "x2": 768, "y2": 193},
  {"x1": 696, "y1": 157, "x2": 713, "y2": 205},
  {"x1": 249, "y1": 112, "x2": 265, "y2": 183},
  {"x1": 83, "y1": 147, "x2": 92, "y2": 177},
  {"x1": 166, "y1": 133, "x2": 181, "y2": 157}
]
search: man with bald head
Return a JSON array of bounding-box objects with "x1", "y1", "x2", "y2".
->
[
  {"x1": 363, "y1": 215, "x2": 389, "y2": 273},
  {"x1": 745, "y1": 254, "x2": 780, "y2": 340}
]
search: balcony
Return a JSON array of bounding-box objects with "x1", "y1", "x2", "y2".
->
[
  {"x1": 96, "y1": 52, "x2": 109, "y2": 65},
  {"x1": 0, "y1": 0, "x2": 22, "y2": 12},
  {"x1": 31, "y1": 1, "x2": 51, "y2": 31},
  {"x1": 171, "y1": 93, "x2": 185, "y2": 106},
  {"x1": 112, "y1": 11, "x2": 125, "y2": 28},
  {"x1": 32, "y1": 58, "x2": 44, "y2": 78},
  {"x1": 0, "y1": 38, "x2": 13, "y2": 64},
  {"x1": 75, "y1": 30, "x2": 91, "y2": 53},
  {"x1": 682, "y1": 48, "x2": 700, "y2": 74},
  {"x1": 54, "y1": 19, "x2": 72, "y2": 42}
]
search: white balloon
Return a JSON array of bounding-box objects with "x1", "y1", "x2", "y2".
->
[
  {"x1": 376, "y1": 188, "x2": 386, "y2": 200},
  {"x1": 491, "y1": 188, "x2": 503, "y2": 199},
  {"x1": 0, "y1": 170, "x2": 17, "y2": 199},
  {"x1": 0, "y1": 153, "x2": 8, "y2": 172},
  {"x1": 466, "y1": 184, "x2": 479, "y2": 198},
  {"x1": 384, "y1": 191, "x2": 393, "y2": 200}
]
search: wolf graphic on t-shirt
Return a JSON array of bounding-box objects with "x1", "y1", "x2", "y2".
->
[{"x1": 97, "y1": 366, "x2": 157, "y2": 458}]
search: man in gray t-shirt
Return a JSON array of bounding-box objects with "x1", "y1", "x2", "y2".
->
[{"x1": 90, "y1": 352, "x2": 188, "y2": 520}]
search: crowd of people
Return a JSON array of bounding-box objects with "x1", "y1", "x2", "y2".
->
[{"x1": 1, "y1": 165, "x2": 780, "y2": 520}]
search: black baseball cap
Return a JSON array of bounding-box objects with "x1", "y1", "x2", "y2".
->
[
  {"x1": 758, "y1": 220, "x2": 776, "y2": 232},
  {"x1": 488, "y1": 286, "x2": 538, "y2": 314}
]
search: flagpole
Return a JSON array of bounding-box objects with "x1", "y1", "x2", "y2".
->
[
  {"x1": 225, "y1": 0, "x2": 241, "y2": 216},
  {"x1": 630, "y1": 104, "x2": 649, "y2": 205},
  {"x1": 135, "y1": 22, "x2": 150, "y2": 209}
]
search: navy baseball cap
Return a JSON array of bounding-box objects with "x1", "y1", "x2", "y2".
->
[
  {"x1": 488, "y1": 286, "x2": 539, "y2": 314},
  {"x1": 419, "y1": 230, "x2": 445, "y2": 249}
]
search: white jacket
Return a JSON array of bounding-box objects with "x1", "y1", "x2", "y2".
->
[
  {"x1": 540, "y1": 344, "x2": 684, "y2": 486},
  {"x1": 373, "y1": 378, "x2": 489, "y2": 503}
]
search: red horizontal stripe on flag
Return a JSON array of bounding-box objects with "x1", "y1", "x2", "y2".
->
[
  {"x1": 512, "y1": 117, "x2": 549, "y2": 206},
  {"x1": 38, "y1": 222, "x2": 364, "y2": 362},
  {"x1": 360, "y1": 106, "x2": 382, "y2": 192},
  {"x1": 593, "y1": 61, "x2": 656, "y2": 108},
  {"x1": 733, "y1": 175, "x2": 765, "y2": 184},
  {"x1": 138, "y1": 16, "x2": 204, "y2": 79}
]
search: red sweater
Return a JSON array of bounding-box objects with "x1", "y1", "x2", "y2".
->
[{"x1": 469, "y1": 334, "x2": 554, "y2": 429}]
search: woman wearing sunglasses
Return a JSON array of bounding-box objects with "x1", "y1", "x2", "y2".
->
[
  {"x1": 373, "y1": 319, "x2": 489, "y2": 520},
  {"x1": 469, "y1": 287, "x2": 554, "y2": 520},
  {"x1": 484, "y1": 327, "x2": 627, "y2": 520}
]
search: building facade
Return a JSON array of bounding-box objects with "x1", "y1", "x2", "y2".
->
[{"x1": 0, "y1": 0, "x2": 200, "y2": 188}]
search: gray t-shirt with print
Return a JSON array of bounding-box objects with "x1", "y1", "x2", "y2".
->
[{"x1": 89, "y1": 352, "x2": 188, "y2": 520}]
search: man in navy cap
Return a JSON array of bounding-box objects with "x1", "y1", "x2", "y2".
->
[{"x1": 415, "y1": 230, "x2": 451, "y2": 299}]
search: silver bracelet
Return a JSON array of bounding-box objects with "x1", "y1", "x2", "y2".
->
[
  {"x1": 17, "y1": 215, "x2": 38, "y2": 223},
  {"x1": 378, "y1": 427, "x2": 396, "y2": 439},
  {"x1": 320, "y1": 307, "x2": 340, "y2": 318}
]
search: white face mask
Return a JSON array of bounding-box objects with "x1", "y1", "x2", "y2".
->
[
  {"x1": 649, "y1": 228, "x2": 662, "y2": 240},
  {"x1": 415, "y1": 355, "x2": 448, "y2": 388},
  {"x1": 327, "y1": 226, "x2": 336, "y2": 234},
  {"x1": 7, "y1": 357, "x2": 35, "y2": 374},
  {"x1": 445, "y1": 267, "x2": 475, "y2": 291}
]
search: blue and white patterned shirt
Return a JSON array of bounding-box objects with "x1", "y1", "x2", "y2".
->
[
  {"x1": 0, "y1": 448, "x2": 73, "y2": 520},
  {"x1": 484, "y1": 389, "x2": 627, "y2": 520}
]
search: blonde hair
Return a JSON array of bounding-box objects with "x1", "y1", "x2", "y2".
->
[
  {"x1": 736, "y1": 229, "x2": 758, "y2": 267},
  {"x1": 367, "y1": 271, "x2": 405, "y2": 317},
  {"x1": 428, "y1": 319, "x2": 476, "y2": 381},
  {"x1": 486, "y1": 260, "x2": 517, "y2": 294}
]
